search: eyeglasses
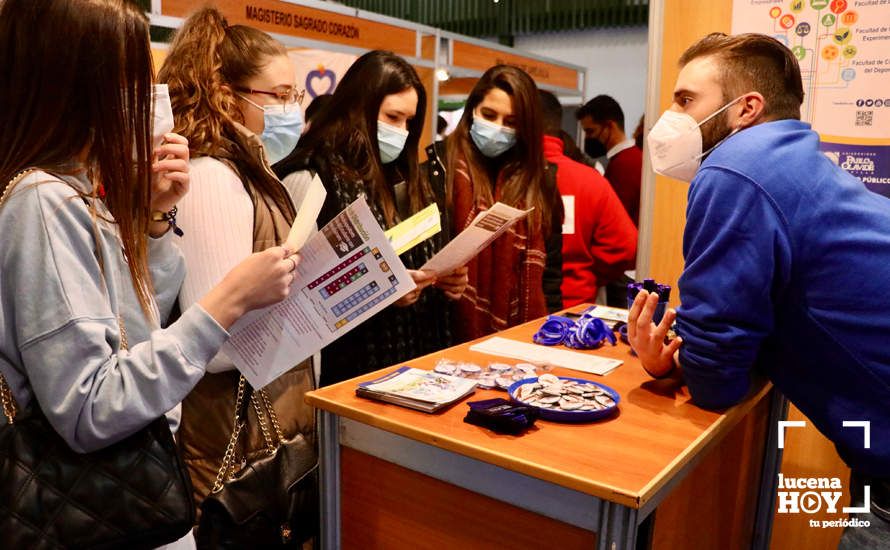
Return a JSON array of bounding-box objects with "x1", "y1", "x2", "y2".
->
[{"x1": 235, "y1": 86, "x2": 305, "y2": 110}]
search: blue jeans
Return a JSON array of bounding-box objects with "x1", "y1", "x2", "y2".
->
[{"x1": 838, "y1": 474, "x2": 890, "y2": 550}]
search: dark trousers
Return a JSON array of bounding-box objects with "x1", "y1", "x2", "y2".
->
[{"x1": 838, "y1": 472, "x2": 890, "y2": 549}]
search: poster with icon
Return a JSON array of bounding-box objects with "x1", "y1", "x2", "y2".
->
[
  {"x1": 287, "y1": 48, "x2": 357, "y2": 112},
  {"x1": 732, "y1": 0, "x2": 890, "y2": 196}
]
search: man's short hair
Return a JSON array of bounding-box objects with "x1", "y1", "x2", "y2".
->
[
  {"x1": 538, "y1": 89, "x2": 563, "y2": 136},
  {"x1": 679, "y1": 32, "x2": 804, "y2": 121},
  {"x1": 576, "y1": 95, "x2": 624, "y2": 130}
]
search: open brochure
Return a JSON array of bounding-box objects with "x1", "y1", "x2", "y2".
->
[
  {"x1": 420, "y1": 201, "x2": 532, "y2": 276},
  {"x1": 356, "y1": 367, "x2": 477, "y2": 413},
  {"x1": 222, "y1": 196, "x2": 416, "y2": 389}
]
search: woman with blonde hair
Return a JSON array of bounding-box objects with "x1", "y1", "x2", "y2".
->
[{"x1": 157, "y1": 6, "x2": 315, "y2": 531}]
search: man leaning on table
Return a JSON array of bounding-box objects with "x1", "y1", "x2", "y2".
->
[{"x1": 627, "y1": 32, "x2": 889, "y2": 548}]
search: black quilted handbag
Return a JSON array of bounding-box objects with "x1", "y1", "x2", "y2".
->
[
  {"x1": 196, "y1": 377, "x2": 319, "y2": 549},
  {"x1": 0, "y1": 168, "x2": 195, "y2": 548},
  {"x1": 0, "y1": 396, "x2": 196, "y2": 549}
]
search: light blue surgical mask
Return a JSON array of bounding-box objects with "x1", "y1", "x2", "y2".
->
[
  {"x1": 470, "y1": 116, "x2": 517, "y2": 158},
  {"x1": 240, "y1": 95, "x2": 304, "y2": 164},
  {"x1": 377, "y1": 120, "x2": 409, "y2": 164}
]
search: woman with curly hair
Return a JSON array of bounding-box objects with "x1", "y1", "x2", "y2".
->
[{"x1": 157, "y1": 7, "x2": 314, "y2": 515}]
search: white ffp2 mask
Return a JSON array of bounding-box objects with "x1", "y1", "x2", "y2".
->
[{"x1": 647, "y1": 96, "x2": 743, "y2": 182}]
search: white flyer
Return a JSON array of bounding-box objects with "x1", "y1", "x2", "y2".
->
[
  {"x1": 420, "y1": 201, "x2": 532, "y2": 276},
  {"x1": 469, "y1": 336, "x2": 623, "y2": 376},
  {"x1": 222, "y1": 197, "x2": 416, "y2": 389},
  {"x1": 285, "y1": 173, "x2": 326, "y2": 251}
]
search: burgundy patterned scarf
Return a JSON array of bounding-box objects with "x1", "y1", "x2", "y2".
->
[{"x1": 451, "y1": 155, "x2": 548, "y2": 343}]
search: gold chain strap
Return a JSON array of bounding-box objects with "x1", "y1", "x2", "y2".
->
[
  {"x1": 258, "y1": 388, "x2": 285, "y2": 443},
  {"x1": 250, "y1": 391, "x2": 277, "y2": 455},
  {"x1": 0, "y1": 168, "x2": 36, "y2": 208},
  {"x1": 1, "y1": 373, "x2": 17, "y2": 425},
  {"x1": 118, "y1": 316, "x2": 129, "y2": 350},
  {"x1": 209, "y1": 377, "x2": 287, "y2": 493},
  {"x1": 211, "y1": 376, "x2": 248, "y2": 494}
]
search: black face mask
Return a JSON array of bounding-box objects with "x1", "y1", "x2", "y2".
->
[{"x1": 584, "y1": 137, "x2": 607, "y2": 158}]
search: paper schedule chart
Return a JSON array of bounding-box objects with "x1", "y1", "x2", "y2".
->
[{"x1": 223, "y1": 197, "x2": 416, "y2": 389}]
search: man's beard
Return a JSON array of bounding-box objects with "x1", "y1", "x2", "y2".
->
[{"x1": 699, "y1": 108, "x2": 733, "y2": 156}]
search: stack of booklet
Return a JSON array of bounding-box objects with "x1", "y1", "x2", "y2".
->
[{"x1": 356, "y1": 367, "x2": 477, "y2": 413}]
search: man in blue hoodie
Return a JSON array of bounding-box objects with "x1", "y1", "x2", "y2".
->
[{"x1": 628, "y1": 33, "x2": 889, "y2": 546}]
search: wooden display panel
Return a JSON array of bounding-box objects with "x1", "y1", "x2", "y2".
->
[
  {"x1": 452, "y1": 40, "x2": 578, "y2": 90},
  {"x1": 413, "y1": 65, "x2": 435, "y2": 158},
  {"x1": 769, "y1": 405, "x2": 851, "y2": 549},
  {"x1": 652, "y1": 392, "x2": 770, "y2": 549},
  {"x1": 439, "y1": 77, "x2": 479, "y2": 97},
  {"x1": 649, "y1": 0, "x2": 732, "y2": 308},
  {"x1": 161, "y1": 0, "x2": 417, "y2": 56},
  {"x1": 421, "y1": 35, "x2": 436, "y2": 61},
  {"x1": 151, "y1": 46, "x2": 168, "y2": 74},
  {"x1": 340, "y1": 447, "x2": 597, "y2": 549}
]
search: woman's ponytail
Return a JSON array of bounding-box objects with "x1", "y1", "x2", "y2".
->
[
  {"x1": 158, "y1": 7, "x2": 294, "y2": 220},
  {"x1": 157, "y1": 8, "x2": 238, "y2": 156}
]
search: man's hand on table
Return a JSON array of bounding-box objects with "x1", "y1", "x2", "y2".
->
[{"x1": 627, "y1": 290, "x2": 683, "y2": 379}]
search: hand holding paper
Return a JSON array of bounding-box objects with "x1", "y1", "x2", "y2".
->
[
  {"x1": 421, "y1": 202, "x2": 532, "y2": 276},
  {"x1": 394, "y1": 269, "x2": 437, "y2": 307},
  {"x1": 434, "y1": 265, "x2": 469, "y2": 300}
]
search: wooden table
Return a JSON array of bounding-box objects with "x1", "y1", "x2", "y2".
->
[{"x1": 306, "y1": 307, "x2": 784, "y2": 549}]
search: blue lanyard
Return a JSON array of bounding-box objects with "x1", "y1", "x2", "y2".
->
[
  {"x1": 532, "y1": 308, "x2": 617, "y2": 350},
  {"x1": 532, "y1": 315, "x2": 576, "y2": 346},
  {"x1": 565, "y1": 312, "x2": 616, "y2": 349}
]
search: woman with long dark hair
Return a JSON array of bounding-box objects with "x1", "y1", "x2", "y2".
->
[
  {"x1": 275, "y1": 50, "x2": 468, "y2": 386},
  {"x1": 425, "y1": 65, "x2": 563, "y2": 343},
  {"x1": 157, "y1": 7, "x2": 316, "y2": 510},
  {"x1": 0, "y1": 0, "x2": 297, "y2": 545}
]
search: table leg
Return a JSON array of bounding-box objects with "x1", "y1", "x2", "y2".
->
[
  {"x1": 752, "y1": 390, "x2": 789, "y2": 550},
  {"x1": 319, "y1": 411, "x2": 341, "y2": 550},
  {"x1": 597, "y1": 501, "x2": 638, "y2": 550}
]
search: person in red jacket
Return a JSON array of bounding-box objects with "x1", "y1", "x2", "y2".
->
[
  {"x1": 577, "y1": 95, "x2": 643, "y2": 227},
  {"x1": 539, "y1": 90, "x2": 637, "y2": 308}
]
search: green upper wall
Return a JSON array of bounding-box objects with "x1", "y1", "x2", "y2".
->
[{"x1": 336, "y1": 0, "x2": 648, "y2": 45}]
